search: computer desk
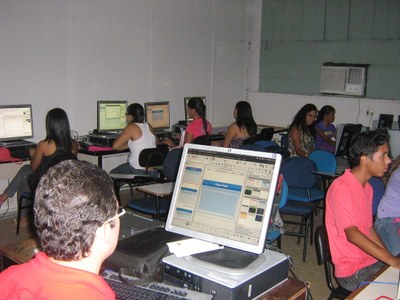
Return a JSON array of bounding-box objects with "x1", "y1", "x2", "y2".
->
[
  {"x1": 78, "y1": 148, "x2": 129, "y2": 172},
  {"x1": 346, "y1": 265, "x2": 399, "y2": 299}
]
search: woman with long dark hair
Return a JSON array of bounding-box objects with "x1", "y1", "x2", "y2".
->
[
  {"x1": 0, "y1": 108, "x2": 78, "y2": 207},
  {"x1": 163, "y1": 97, "x2": 212, "y2": 147},
  {"x1": 223, "y1": 101, "x2": 257, "y2": 148},
  {"x1": 288, "y1": 103, "x2": 317, "y2": 157}
]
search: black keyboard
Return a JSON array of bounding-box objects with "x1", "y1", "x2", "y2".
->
[
  {"x1": 102, "y1": 269, "x2": 212, "y2": 300},
  {"x1": 9, "y1": 146, "x2": 34, "y2": 159}
]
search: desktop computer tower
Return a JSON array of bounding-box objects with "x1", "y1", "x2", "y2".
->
[{"x1": 162, "y1": 249, "x2": 289, "y2": 300}]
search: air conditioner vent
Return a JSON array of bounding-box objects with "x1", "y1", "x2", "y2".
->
[{"x1": 320, "y1": 64, "x2": 367, "y2": 96}]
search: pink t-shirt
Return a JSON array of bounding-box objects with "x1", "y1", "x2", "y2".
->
[
  {"x1": 185, "y1": 119, "x2": 212, "y2": 139},
  {"x1": 325, "y1": 169, "x2": 377, "y2": 278}
]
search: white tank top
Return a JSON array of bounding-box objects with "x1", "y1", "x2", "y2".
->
[{"x1": 127, "y1": 123, "x2": 156, "y2": 169}]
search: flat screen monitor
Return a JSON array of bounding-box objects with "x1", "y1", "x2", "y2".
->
[
  {"x1": 335, "y1": 124, "x2": 363, "y2": 157},
  {"x1": 165, "y1": 144, "x2": 282, "y2": 256},
  {"x1": 377, "y1": 114, "x2": 394, "y2": 130},
  {"x1": 97, "y1": 100, "x2": 127, "y2": 134},
  {"x1": 145, "y1": 101, "x2": 170, "y2": 131},
  {"x1": 0, "y1": 104, "x2": 33, "y2": 142},
  {"x1": 184, "y1": 97, "x2": 206, "y2": 123}
]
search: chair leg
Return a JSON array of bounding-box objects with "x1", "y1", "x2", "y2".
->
[
  {"x1": 16, "y1": 196, "x2": 22, "y2": 235},
  {"x1": 302, "y1": 216, "x2": 309, "y2": 262},
  {"x1": 277, "y1": 236, "x2": 282, "y2": 249}
]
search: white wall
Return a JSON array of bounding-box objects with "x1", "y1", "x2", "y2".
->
[
  {"x1": 0, "y1": 0, "x2": 249, "y2": 140},
  {"x1": 248, "y1": 92, "x2": 400, "y2": 129}
]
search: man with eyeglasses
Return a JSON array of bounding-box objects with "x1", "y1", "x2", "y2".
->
[{"x1": 0, "y1": 160, "x2": 122, "y2": 299}]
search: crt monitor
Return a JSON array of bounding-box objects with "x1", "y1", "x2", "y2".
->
[
  {"x1": 377, "y1": 114, "x2": 394, "y2": 130},
  {"x1": 335, "y1": 124, "x2": 363, "y2": 157},
  {"x1": 0, "y1": 104, "x2": 33, "y2": 142},
  {"x1": 165, "y1": 144, "x2": 282, "y2": 260},
  {"x1": 145, "y1": 101, "x2": 170, "y2": 131},
  {"x1": 97, "y1": 100, "x2": 127, "y2": 134},
  {"x1": 184, "y1": 97, "x2": 206, "y2": 123}
]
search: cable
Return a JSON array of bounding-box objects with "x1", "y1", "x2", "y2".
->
[{"x1": 265, "y1": 244, "x2": 313, "y2": 299}]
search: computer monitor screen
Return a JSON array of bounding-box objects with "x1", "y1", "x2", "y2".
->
[
  {"x1": 184, "y1": 97, "x2": 206, "y2": 123},
  {"x1": 145, "y1": 101, "x2": 170, "y2": 131},
  {"x1": 378, "y1": 114, "x2": 394, "y2": 130},
  {"x1": 165, "y1": 144, "x2": 282, "y2": 255},
  {"x1": 0, "y1": 104, "x2": 33, "y2": 142},
  {"x1": 335, "y1": 124, "x2": 363, "y2": 157},
  {"x1": 97, "y1": 100, "x2": 127, "y2": 133}
]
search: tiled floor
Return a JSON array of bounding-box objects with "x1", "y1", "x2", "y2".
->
[{"x1": 0, "y1": 190, "x2": 331, "y2": 299}]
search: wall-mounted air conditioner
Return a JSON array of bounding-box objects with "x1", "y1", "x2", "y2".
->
[{"x1": 320, "y1": 64, "x2": 368, "y2": 96}]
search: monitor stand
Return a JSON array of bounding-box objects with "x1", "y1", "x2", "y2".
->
[{"x1": 191, "y1": 247, "x2": 259, "y2": 270}]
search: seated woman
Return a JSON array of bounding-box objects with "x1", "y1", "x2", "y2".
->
[
  {"x1": 288, "y1": 103, "x2": 317, "y2": 157},
  {"x1": 223, "y1": 101, "x2": 257, "y2": 148},
  {"x1": 110, "y1": 103, "x2": 157, "y2": 175},
  {"x1": 315, "y1": 105, "x2": 337, "y2": 153},
  {"x1": 375, "y1": 156, "x2": 400, "y2": 256},
  {"x1": 164, "y1": 97, "x2": 212, "y2": 147},
  {"x1": 0, "y1": 108, "x2": 78, "y2": 207}
]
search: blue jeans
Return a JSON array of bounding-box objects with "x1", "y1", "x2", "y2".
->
[
  {"x1": 336, "y1": 261, "x2": 385, "y2": 291},
  {"x1": 375, "y1": 217, "x2": 400, "y2": 256}
]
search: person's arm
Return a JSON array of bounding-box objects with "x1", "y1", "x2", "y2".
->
[
  {"x1": 345, "y1": 226, "x2": 400, "y2": 268},
  {"x1": 315, "y1": 125, "x2": 335, "y2": 146},
  {"x1": 112, "y1": 124, "x2": 134, "y2": 151},
  {"x1": 289, "y1": 127, "x2": 308, "y2": 157},
  {"x1": 30, "y1": 141, "x2": 46, "y2": 171},
  {"x1": 222, "y1": 123, "x2": 237, "y2": 147},
  {"x1": 184, "y1": 131, "x2": 194, "y2": 144}
]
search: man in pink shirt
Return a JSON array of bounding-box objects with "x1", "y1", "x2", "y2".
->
[
  {"x1": 326, "y1": 130, "x2": 400, "y2": 291},
  {"x1": 0, "y1": 160, "x2": 121, "y2": 299}
]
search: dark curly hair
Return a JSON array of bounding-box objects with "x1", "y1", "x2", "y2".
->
[
  {"x1": 188, "y1": 97, "x2": 208, "y2": 135},
  {"x1": 34, "y1": 160, "x2": 117, "y2": 261},
  {"x1": 348, "y1": 130, "x2": 390, "y2": 168},
  {"x1": 235, "y1": 101, "x2": 257, "y2": 138},
  {"x1": 316, "y1": 105, "x2": 335, "y2": 123},
  {"x1": 289, "y1": 103, "x2": 317, "y2": 136}
]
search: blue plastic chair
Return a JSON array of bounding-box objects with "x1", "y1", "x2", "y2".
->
[
  {"x1": 279, "y1": 157, "x2": 323, "y2": 262},
  {"x1": 309, "y1": 150, "x2": 337, "y2": 173},
  {"x1": 369, "y1": 176, "x2": 385, "y2": 218},
  {"x1": 239, "y1": 143, "x2": 266, "y2": 152},
  {"x1": 254, "y1": 140, "x2": 279, "y2": 148},
  {"x1": 266, "y1": 178, "x2": 288, "y2": 247},
  {"x1": 127, "y1": 148, "x2": 183, "y2": 219}
]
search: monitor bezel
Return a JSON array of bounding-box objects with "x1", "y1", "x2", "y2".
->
[
  {"x1": 0, "y1": 104, "x2": 34, "y2": 142},
  {"x1": 184, "y1": 97, "x2": 206, "y2": 123},
  {"x1": 335, "y1": 124, "x2": 363, "y2": 157},
  {"x1": 165, "y1": 144, "x2": 282, "y2": 255},
  {"x1": 377, "y1": 114, "x2": 394, "y2": 130},
  {"x1": 96, "y1": 100, "x2": 128, "y2": 134},
  {"x1": 144, "y1": 101, "x2": 170, "y2": 130}
]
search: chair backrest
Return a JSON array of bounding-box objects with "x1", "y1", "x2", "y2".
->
[
  {"x1": 315, "y1": 225, "x2": 336, "y2": 291},
  {"x1": 258, "y1": 127, "x2": 274, "y2": 141},
  {"x1": 239, "y1": 143, "x2": 266, "y2": 152},
  {"x1": 162, "y1": 148, "x2": 183, "y2": 182},
  {"x1": 309, "y1": 150, "x2": 337, "y2": 173},
  {"x1": 254, "y1": 140, "x2": 279, "y2": 148},
  {"x1": 280, "y1": 133, "x2": 289, "y2": 149},
  {"x1": 369, "y1": 176, "x2": 385, "y2": 217},
  {"x1": 192, "y1": 135, "x2": 211, "y2": 145},
  {"x1": 281, "y1": 157, "x2": 317, "y2": 189},
  {"x1": 138, "y1": 146, "x2": 169, "y2": 172}
]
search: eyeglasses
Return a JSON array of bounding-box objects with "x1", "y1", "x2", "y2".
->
[{"x1": 106, "y1": 206, "x2": 126, "y2": 223}]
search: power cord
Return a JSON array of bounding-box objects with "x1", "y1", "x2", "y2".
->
[{"x1": 265, "y1": 244, "x2": 313, "y2": 300}]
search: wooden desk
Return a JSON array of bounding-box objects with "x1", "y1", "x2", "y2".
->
[
  {"x1": 0, "y1": 238, "x2": 39, "y2": 271},
  {"x1": 346, "y1": 266, "x2": 398, "y2": 299},
  {"x1": 256, "y1": 277, "x2": 307, "y2": 300}
]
